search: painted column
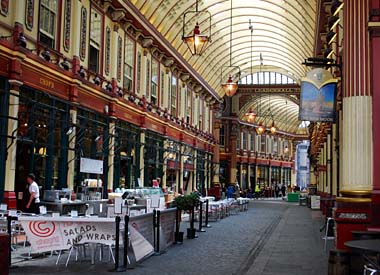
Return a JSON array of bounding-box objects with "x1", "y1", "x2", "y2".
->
[
  {"x1": 3, "y1": 80, "x2": 22, "y2": 208},
  {"x1": 66, "y1": 109, "x2": 77, "y2": 191},
  {"x1": 107, "y1": 121, "x2": 115, "y2": 192},
  {"x1": 369, "y1": 1, "x2": 380, "y2": 225},
  {"x1": 229, "y1": 122, "x2": 238, "y2": 185},
  {"x1": 212, "y1": 114, "x2": 221, "y2": 186},
  {"x1": 335, "y1": 0, "x2": 373, "y2": 249},
  {"x1": 162, "y1": 138, "x2": 168, "y2": 192},
  {"x1": 179, "y1": 144, "x2": 184, "y2": 194},
  {"x1": 139, "y1": 129, "x2": 145, "y2": 187}
]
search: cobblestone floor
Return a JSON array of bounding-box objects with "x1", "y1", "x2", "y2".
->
[{"x1": 10, "y1": 200, "x2": 328, "y2": 275}]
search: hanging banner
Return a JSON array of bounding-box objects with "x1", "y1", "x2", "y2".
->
[{"x1": 299, "y1": 68, "x2": 338, "y2": 122}]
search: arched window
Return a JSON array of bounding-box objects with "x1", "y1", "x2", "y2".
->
[{"x1": 239, "y1": 72, "x2": 296, "y2": 85}]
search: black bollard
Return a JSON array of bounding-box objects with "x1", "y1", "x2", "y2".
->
[
  {"x1": 175, "y1": 208, "x2": 181, "y2": 244},
  {"x1": 205, "y1": 199, "x2": 211, "y2": 228},
  {"x1": 155, "y1": 210, "x2": 161, "y2": 254},
  {"x1": 123, "y1": 215, "x2": 129, "y2": 269},
  {"x1": 153, "y1": 209, "x2": 157, "y2": 252},
  {"x1": 7, "y1": 215, "x2": 12, "y2": 268},
  {"x1": 112, "y1": 216, "x2": 126, "y2": 272},
  {"x1": 197, "y1": 201, "x2": 205, "y2": 232}
]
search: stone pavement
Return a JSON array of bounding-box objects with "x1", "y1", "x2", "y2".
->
[{"x1": 9, "y1": 200, "x2": 329, "y2": 275}]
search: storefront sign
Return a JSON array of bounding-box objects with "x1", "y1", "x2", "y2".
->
[{"x1": 19, "y1": 217, "x2": 117, "y2": 253}]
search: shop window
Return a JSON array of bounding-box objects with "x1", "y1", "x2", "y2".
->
[
  {"x1": 124, "y1": 36, "x2": 134, "y2": 92},
  {"x1": 151, "y1": 59, "x2": 159, "y2": 105},
  {"x1": 39, "y1": 0, "x2": 58, "y2": 48},
  {"x1": 89, "y1": 8, "x2": 102, "y2": 73}
]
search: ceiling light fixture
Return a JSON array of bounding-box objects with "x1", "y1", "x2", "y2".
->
[
  {"x1": 221, "y1": 0, "x2": 240, "y2": 97},
  {"x1": 245, "y1": 108, "x2": 257, "y2": 124},
  {"x1": 182, "y1": 0, "x2": 211, "y2": 56}
]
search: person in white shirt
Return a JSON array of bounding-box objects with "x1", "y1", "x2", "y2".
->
[{"x1": 26, "y1": 173, "x2": 40, "y2": 214}]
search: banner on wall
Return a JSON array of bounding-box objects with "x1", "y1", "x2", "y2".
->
[{"x1": 299, "y1": 68, "x2": 338, "y2": 122}]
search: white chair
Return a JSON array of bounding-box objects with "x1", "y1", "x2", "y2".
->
[
  {"x1": 364, "y1": 264, "x2": 380, "y2": 275},
  {"x1": 322, "y1": 217, "x2": 335, "y2": 252}
]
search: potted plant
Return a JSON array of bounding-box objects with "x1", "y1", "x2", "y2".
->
[{"x1": 173, "y1": 193, "x2": 200, "y2": 240}]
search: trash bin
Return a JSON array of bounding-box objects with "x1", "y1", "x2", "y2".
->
[{"x1": 0, "y1": 233, "x2": 9, "y2": 275}]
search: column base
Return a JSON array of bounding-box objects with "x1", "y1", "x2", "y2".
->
[
  {"x1": 334, "y1": 190, "x2": 371, "y2": 250},
  {"x1": 3, "y1": 191, "x2": 17, "y2": 209},
  {"x1": 370, "y1": 191, "x2": 380, "y2": 227}
]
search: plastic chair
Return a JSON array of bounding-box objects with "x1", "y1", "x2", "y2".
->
[
  {"x1": 364, "y1": 264, "x2": 380, "y2": 275},
  {"x1": 322, "y1": 217, "x2": 335, "y2": 252}
]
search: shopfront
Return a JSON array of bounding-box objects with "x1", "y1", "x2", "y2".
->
[
  {"x1": 0, "y1": 78, "x2": 9, "y2": 203},
  {"x1": 74, "y1": 107, "x2": 110, "y2": 198},
  {"x1": 182, "y1": 144, "x2": 194, "y2": 194},
  {"x1": 196, "y1": 149, "x2": 206, "y2": 193},
  {"x1": 144, "y1": 130, "x2": 164, "y2": 187},
  {"x1": 166, "y1": 139, "x2": 180, "y2": 192},
  {"x1": 13, "y1": 86, "x2": 72, "y2": 209},
  {"x1": 113, "y1": 121, "x2": 140, "y2": 189}
]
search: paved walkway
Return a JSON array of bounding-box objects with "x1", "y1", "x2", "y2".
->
[{"x1": 10, "y1": 200, "x2": 328, "y2": 275}]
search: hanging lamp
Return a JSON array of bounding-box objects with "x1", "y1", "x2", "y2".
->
[
  {"x1": 221, "y1": 0, "x2": 240, "y2": 97},
  {"x1": 182, "y1": 0, "x2": 212, "y2": 56},
  {"x1": 245, "y1": 108, "x2": 257, "y2": 123}
]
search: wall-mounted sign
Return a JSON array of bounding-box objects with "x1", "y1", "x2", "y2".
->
[
  {"x1": 80, "y1": 157, "x2": 103, "y2": 174},
  {"x1": 299, "y1": 68, "x2": 338, "y2": 122}
]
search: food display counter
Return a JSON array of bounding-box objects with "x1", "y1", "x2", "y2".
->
[{"x1": 41, "y1": 201, "x2": 87, "y2": 215}]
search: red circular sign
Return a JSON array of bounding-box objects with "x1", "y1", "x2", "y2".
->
[{"x1": 29, "y1": 221, "x2": 56, "y2": 238}]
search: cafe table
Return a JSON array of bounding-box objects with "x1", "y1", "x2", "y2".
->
[{"x1": 345, "y1": 239, "x2": 380, "y2": 271}]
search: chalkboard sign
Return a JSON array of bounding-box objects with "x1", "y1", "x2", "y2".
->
[{"x1": 80, "y1": 157, "x2": 103, "y2": 174}]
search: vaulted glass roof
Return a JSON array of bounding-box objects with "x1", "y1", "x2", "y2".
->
[{"x1": 130, "y1": 0, "x2": 318, "y2": 135}]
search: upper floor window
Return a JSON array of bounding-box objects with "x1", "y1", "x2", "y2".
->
[
  {"x1": 124, "y1": 36, "x2": 134, "y2": 91},
  {"x1": 136, "y1": 52, "x2": 142, "y2": 94},
  {"x1": 186, "y1": 88, "x2": 191, "y2": 124},
  {"x1": 89, "y1": 8, "x2": 102, "y2": 73},
  {"x1": 239, "y1": 72, "x2": 296, "y2": 85},
  {"x1": 145, "y1": 58, "x2": 150, "y2": 99},
  {"x1": 151, "y1": 59, "x2": 159, "y2": 105},
  {"x1": 171, "y1": 76, "x2": 177, "y2": 115},
  {"x1": 250, "y1": 132, "x2": 255, "y2": 151},
  {"x1": 39, "y1": 0, "x2": 58, "y2": 48},
  {"x1": 242, "y1": 132, "x2": 248, "y2": 150},
  {"x1": 260, "y1": 134, "x2": 266, "y2": 153},
  {"x1": 220, "y1": 125, "x2": 225, "y2": 146},
  {"x1": 160, "y1": 71, "x2": 164, "y2": 107}
]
